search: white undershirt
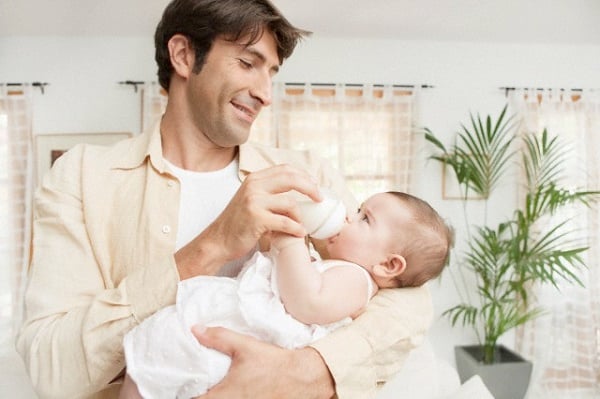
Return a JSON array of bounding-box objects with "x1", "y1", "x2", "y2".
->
[{"x1": 164, "y1": 158, "x2": 253, "y2": 277}]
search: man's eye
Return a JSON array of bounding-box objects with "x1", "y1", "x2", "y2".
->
[{"x1": 239, "y1": 59, "x2": 252, "y2": 69}]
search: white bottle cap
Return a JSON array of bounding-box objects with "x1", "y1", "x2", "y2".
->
[{"x1": 297, "y1": 190, "x2": 346, "y2": 239}]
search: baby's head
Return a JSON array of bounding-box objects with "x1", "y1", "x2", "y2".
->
[
  {"x1": 385, "y1": 192, "x2": 453, "y2": 287},
  {"x1": 324, "y1": 191, "x2": 453, "y2": 288}
]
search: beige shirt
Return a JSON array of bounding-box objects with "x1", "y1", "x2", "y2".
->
[{"x1": 17, "y1": 123, "x2": 433, "y2": 399}]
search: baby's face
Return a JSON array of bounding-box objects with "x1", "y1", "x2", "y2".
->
[{"x1": 324, "y1": 193, "x2": 410, "y2": 268}]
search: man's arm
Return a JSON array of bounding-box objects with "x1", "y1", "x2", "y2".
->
[
  {"x1": 18, "y1": 151, "x2": 324, "y2": 396},
  {"x1": 175, "y1": 164, "x2": 322, "y2": 280},
  {"x1": 193, "y1": 326, "x2": 335, "y2": 399},
  {"x1": 17, "y1": 146, "x2": 180, "y2": 398},
  {"x1": 193, "y1": 287, "x2": 432, "y2": 399}
]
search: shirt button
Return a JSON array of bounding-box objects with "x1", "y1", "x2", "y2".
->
[
  {"x1": 167, "y1": 180, "x2": 175, "y2": 187},
  {"x1": 162, "y1": 225, "x2": 171, "y2": 234}
]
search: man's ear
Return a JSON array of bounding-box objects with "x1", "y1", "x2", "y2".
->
[
  {"x1": 168, "y1": 34, "x2": 195, "y2": 80},
  {"x1": 373, "y1": 254, "x2": 406, "y2": 279}
]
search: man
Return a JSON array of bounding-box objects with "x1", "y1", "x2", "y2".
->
[{"x1": 17, "y1": 1, "x2": 433, "y2": 398}]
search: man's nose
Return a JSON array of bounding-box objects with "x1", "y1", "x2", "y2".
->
[{"x1": 250, "y1": 73, "x2": 272, "y2": 106}]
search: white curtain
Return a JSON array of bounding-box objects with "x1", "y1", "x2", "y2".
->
[
  {"x1": 252, "y1": 83, "x2": 418, "y2": 201},
  {"x1": 510, "y1": 88, "x2": 600, "y2": 399},
  {"x1": 0, "y1": 84, "x2": 34, "y2": 349},
  {"x1": 141, "y1": 82, "x2": 168, "y2": 133}
]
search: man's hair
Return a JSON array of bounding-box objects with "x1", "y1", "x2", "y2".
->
[
  {"x1": 154, "y1": 0, "x2": 310, "y2": 91},
  {"x1": 387, "y1": 191, "x2": 454, "y2": 287}
]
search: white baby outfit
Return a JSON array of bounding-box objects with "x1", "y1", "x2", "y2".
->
[{"x1": 123, "y1": 251, "x2": 374, "y2": 399}]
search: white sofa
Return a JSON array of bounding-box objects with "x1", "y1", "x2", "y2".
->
[{"x1": 376, "y1": 340, "x2": 494, "y2": 399}]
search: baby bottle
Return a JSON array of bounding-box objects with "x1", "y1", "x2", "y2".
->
[{"x1": 297, "y1": 189, "x2": 347, "y2": 239}]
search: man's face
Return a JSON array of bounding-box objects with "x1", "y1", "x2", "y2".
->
[{"x1": 186, "y1": 30, "x2": 280, "y2": 148}]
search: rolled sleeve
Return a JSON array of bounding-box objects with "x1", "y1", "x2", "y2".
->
[{"x1": 126, "y1": 255, "x2": 179, "y2": 322}]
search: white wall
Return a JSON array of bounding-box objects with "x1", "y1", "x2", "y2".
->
[{"x1": 2, "y1": 34, "x2": 600, "y2": 365}]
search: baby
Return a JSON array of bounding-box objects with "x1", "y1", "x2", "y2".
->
[{"x1": 120, "y1": 191, "x2": 453, "y2": 399}]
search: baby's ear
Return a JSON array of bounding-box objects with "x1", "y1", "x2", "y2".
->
[{"x1": 373, "y1": 254, "x2": 406, "y2": 279}]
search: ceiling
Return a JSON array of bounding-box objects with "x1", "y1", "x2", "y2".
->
[{"x1": 1, "y1": 0, "x2": 600, "y2": 45}]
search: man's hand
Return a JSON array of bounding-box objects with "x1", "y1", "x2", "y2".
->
[
  {"x1": 192, "y1": 326, "x2": 335, "y2": 399},
  {"x1": 176, "y1": 164, "x2": 322, "y2": 280}
]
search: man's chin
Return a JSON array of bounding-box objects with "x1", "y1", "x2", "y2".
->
[{"x1": 212, "y1": 128, "x2": 251, "y2": 148}]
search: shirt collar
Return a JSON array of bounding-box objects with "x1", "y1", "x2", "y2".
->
[
  {"x1": 115, "y1": 116, "x2": 271, "y2": 178},
  {"x1": 113, "y1": 117, "x2": 170, "y2": 174},
  {"x1": 239, "y1": 142, "x2": 271, "y2": 174}
]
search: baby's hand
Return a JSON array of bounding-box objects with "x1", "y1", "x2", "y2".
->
[{"x1": 271, "y1": 232, "x2": 306, "y2": 252}]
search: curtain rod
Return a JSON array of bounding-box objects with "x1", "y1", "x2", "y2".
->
[
  {"x1": 285, "y1": 83, "x2": 434, "y2": 89},
  {"x1": 1, "y1": 82, "x2": 49, "y2": 94},
  {"x1": 118, "y1": 80, "x2": 146, "y2": 93},
  {"x1": 500, "y1": 86, "x2": 584, "y2": 97},
  {"x1": 118, "y1": 80, "x2": 435, "y2": 93}
]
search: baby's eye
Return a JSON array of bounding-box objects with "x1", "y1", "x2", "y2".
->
[{"x1": 356, "y1": 207, "x2": 369, "y2": 223}]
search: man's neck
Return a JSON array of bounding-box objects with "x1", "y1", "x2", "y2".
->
[{"x1": 160, "y1": 112, "x2": 238, "y2": 172}]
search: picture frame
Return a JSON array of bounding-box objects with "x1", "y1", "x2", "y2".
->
[{"x1": 34, "y1": 132, "x2": 133, "y2": 186}]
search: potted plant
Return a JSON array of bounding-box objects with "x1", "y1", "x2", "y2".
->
[{"x1": 424, "y1": 105, "x2": 598, "y2": 399}]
